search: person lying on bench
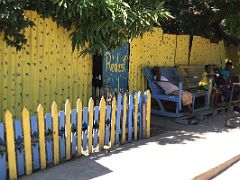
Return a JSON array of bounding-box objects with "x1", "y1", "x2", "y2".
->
[{"x1": 152, "y1": 67, "x2": 193, "y2": 114}]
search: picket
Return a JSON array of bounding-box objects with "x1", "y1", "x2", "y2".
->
[
  {"x1": 30, "y1": 116, "x2": 40, "y2": 170},
  {"x1": 59, "y1": 111, "x2": 66, "y2": 160},
  {"x1": 128, "y1": 94, "x2": 134, "y2": 142},
  {"x1": 134, "y1": 94, "x2": 138, "y2": 141},
  {"x1": 110, "y1": 98, "x2": 116, "y2": 146},
  {"x1": 22, "y1": 107, "x2": 33, "y2": 175},
  {"x1": 121, "y1": 94, "x2": 127, "y2": 144},
  {"x1": 93, "y1": 106, "x2": 100, "y2": 149},
  {"x1": 76, "y1": 99, "x2": 83, "y2": 156},
  {"x1": 45, "y1": 113, "x2": 53, "y2": 164},
  {"x1": 115, "y1": 93, "x2": 122, "y2": 144},
  {"x1": 5, "y1": 111, "x2": 17, "y2": 179},
  {"x1": 146, "y1": 90, "x2": 151, "y2": 138},
  {"x1": 71, "y1": 109, "x2": 77, "y2": 155},
  {"x1": 0, "y1": 91, "x2": 151, "y2": 179},
  {"x1": 65, "y1": 100, "x2": 71, "y2": 160},
  {"x1": 104, "y1": 105, "x2": 111, "y2": 145},
  {"x1": 82, "y1": 107, "x2": 89, "y2": 151},
  {"x1": 0, "y1": 123, "x2": 7, "y2": 180},
  {"x1": 14, "y1": 119, "x2": 25, "y2": 176},
  {"x1": 52, "y1": 102, "x2": 59, "y2": 165},
  {"x1": 99, "y1": 97, "x2": 106, "y2": 150},
  {"x1": 37, "y1": 105, "x2": 46, "y2": 170},
  {"x1": 88, "y1": 98, "x2": 94, "y2": 154}
]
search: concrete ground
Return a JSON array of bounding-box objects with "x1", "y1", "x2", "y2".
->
[{"x1": 21, "y1": 113, "x2": 240, "y2": 180}]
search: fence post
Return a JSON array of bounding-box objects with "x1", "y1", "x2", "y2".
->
[
  {"x1": 22, "y1": 107, "x2": 33, "y2": 175},
  {"x1": 77, "y1": 99, "x2": 83, "y2": 156},
  {"x1": 65, "y1": 100, "x2": 71, "y2": 160},
  {"x1": 88, "y1": 98, "x2": 94, "y2": 154},
  {"x1": 99, "y1": 97, "x2": 106, "y2": 150},
  {"x1": 134, "y1": 93, "x2": 138, "y2": 141},
  {"x1": 146, "y1": 90, "x2": 151, "y2": 138},
  {"x1": 110, "y1": 97, "x2": 116, "y2": 147},
  {"x1": 5, "y1": 111, "x2": 17, "y2": 179},
  {"x1": 37, "y1": 104, "x2": 46, "y2": 170},
  {"x1": 121, "y1": 94, "x2": 127, "y2": 144},
  {"x1": 52, "y1": 101, "x2": 59, "y2": 165}
]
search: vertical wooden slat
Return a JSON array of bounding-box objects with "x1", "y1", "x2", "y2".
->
[
  {"x1": 5, "y1": 111, "x2": 17, "y2": 179},
  {"x1": 104, "y1": 105, "x2": 111, "y2": 145},
  {"x1": 65, "y1": 99, "x2": 71, "y2": 160},
  {"x1": 30, "y1": 116, "x2": 40, "y2": 170},
  {"x1": 14, "y1": 119, "x2": 25, "y2": 176},
  {"x1": 52, "y1": 101, "x2": 59, "y2": 165},
  {"x1": 77, "y1": 99, "x2": 83, "y2": 156},
  {"x1": 22, "y1": 107, "x2": 33, "y2": 175},
  {"x1": 71, "y1": 109, "x2": 77, "y2": 155},
  {"x1": 59, "y1": 111, "x2": 66, "y2": 160},
  {"x1": 121, "y1": 94, "x2": 127, "y2": 144},
  {"x1": 99, "y1": 97, "x2": 106, "y2": 150},
  {"x1": 88, "y1": 98, "x2": 94, "y2": 154},
  {"x1": 110, "y1": 98, "x2": 116, "y2": 146},
  {"x1": 93, "y1": 106, "x2": 100, "y2": 149},
  {"x1": 142, "y1": 103, "x2": 146, "y2": 138},
  {"x1": 0, "y1": 122, "x2": 7, "y2": 180},
  {"x1": 82, "y1": 107, "x2": 89, "y2": 151},
  {"x1": 146, "y1": 90, "x2": 151, "y2": 138},
  {"x1": 128, "y1": 94, "x2": 134, "y2": 142},
  {"x1": 45, "y1": 113, "x2": 53, "y2": 164},
  {"x1": 134, "y1": 94, "x2": 138, "y2": 141},
  {"x1": 115, "y1": 93, "x2": 122, "y2": 144},
  {"x1": 37, "y1": 104, "x2": 46, "y2": 170},
  {"x1": 138, "y1": 92, "x2": 143, "y2": 139}
]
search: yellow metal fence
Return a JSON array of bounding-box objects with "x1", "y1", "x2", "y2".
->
[{"x1": 0, "y1": 91, "x2": 151, "y2": 179}]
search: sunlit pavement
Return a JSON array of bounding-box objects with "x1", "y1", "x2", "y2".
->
[{"x1": 21, "y1": 114, "x2": 240, "y2": 180}]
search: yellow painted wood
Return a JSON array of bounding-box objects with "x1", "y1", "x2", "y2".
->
[
  {"x1": 0, "y1": 33, "x2": 2, "y2": 120},
  {"x1": 77, "y1": 99, "x2": 83, "y2": 156},
  {"x1": 37, "y1": 104, "x2": 46, "y2": 169},
  {"x1": 175, "y1": 35, "x2": 190, "y2": 65},
  {"x1": 99, "y1": 97, "x2": 106, "y2": 150},
  {"x1": 88, "y1": 98, "x2": 94, "y2": 154},
  {"x1": 65, "y1": 99, "x2": 71, "y2": 160},
  {"x1": 146, "y1": 90, "x2": 151, "y2": 138},
  {"x1": 110, "y1": 98, "x2": 116, "y2": 146},
  {"x1": 121, "y1": 94, "x2": 127, "y2": 144},
  {"x1": 5, "y1": 111, "x2": 17, "y2": 179},
  {"x1": 52, "y1": 101, "x2": 59, "y2": 165},
  {"x1": 22, "y1": 107, "x2": 33, "y2": 175},
  {"x1": 134, "y1": 94, "x2": 138, "y2": 141}
]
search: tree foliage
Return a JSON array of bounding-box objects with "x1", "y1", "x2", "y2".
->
[
  {"x1": 0, "y1": 0, "x2": 171, "y2": 54},
  {"x1": 162, "y1": 0, "x2": 240, "y2": 42}
]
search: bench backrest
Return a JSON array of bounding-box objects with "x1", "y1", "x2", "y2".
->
[
  {"x1": 177, "y1": 65, "x2": 204, "y2": 89},
  {"x1": 142, "y1": 67, "x2": 180, "y2": 95}
]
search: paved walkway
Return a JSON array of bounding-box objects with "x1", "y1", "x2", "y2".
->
[{"x1": 21, "y1": 114, "x2": 240, "y2": 180}]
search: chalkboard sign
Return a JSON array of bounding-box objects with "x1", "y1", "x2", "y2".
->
[{"x1": 102, "y1": 44, "x2": 129, "y2": 92}]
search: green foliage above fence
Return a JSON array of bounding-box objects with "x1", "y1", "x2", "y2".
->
[{"x1": 0, "y1": 0, "x2": 171, "y2": 55}]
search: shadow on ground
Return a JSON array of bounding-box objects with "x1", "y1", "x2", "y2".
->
[{"x1": 21, "y1": 113, "x2": 239, "y2": 180}]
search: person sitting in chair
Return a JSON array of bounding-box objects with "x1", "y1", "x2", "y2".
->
[{"x1": 152, "y1": 67, "x2": 193, "y2": 114}]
